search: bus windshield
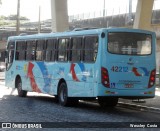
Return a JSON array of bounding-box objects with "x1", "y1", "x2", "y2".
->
[{"x1": 108, "y1": 32, "x2": 152, "y2": 55}]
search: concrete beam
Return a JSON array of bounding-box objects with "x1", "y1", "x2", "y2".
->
[
  {"x1": 51, "y1": 0, "x2": 69, "y2": 32},
  {"x1": 133, "y1": 0, "x2": 154, "y2": 30}
]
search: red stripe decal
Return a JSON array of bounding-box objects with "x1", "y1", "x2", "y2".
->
[
  {"x1": 70, "y1": 64, "x2": 80, "y2": 82},
  {"x1": 132, "y1": 67, "x2": 141, "y2": 76},
  {"x1": 27, "y1": 62, "x2": 41, "y2": 93}
]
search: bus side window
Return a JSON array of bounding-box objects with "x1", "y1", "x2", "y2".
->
[
  {"x1": 58, "y1": 38, "x2": 69, "y2": 62},
  {"x1": 26, "y1": 40, "x2": 36, "y2": 61},
  {"x1": 45, "y1": 39, "x2": 56, "y2": 61},
  {"x1": 70, "y1": 37, "x2": 82, "y2": 62},
  {"x1": 8, "y1": 50, "x2": 14, "y2": 63},
  {"x1": 84, "y1": 36, "x2": 98, "y2": 62},
  {"x1": 36, "y1": 40, "x2": 45, "y2": 61},
  {"x1": 16, "y1": 41, "x2": 26, "y2": 60},
  {"x1": 6, "y1": 41, "x2": 15, "y2": 70},
  {"x1": 7, "y1": 41, "x2": 15, "y2": 63}
]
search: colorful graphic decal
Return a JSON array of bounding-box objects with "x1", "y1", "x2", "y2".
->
[
  {"x1": 70, "y1": 63, "x2": 87, "y2": 82},
  {"x1": 132, "y1": 67, "x2": 149, "y2": 76},
  {"x1": 132, "y1": 67, "x2": 141, "y2": 76},
  {"x1": 78, "y1": 63, "x2": 87, "y2": 81},
  {"x1": 36, "y1": 62, "x2": 52, "y2": 93},
  {"x1": 58, "y1": 67, "x2": 65, "y2": 76},
  {"x1": 27, "y1": 62, "x2": 41, "y2": 93},
  {"x1": 70, "y1": 63, "x2": 80, "y2": 82},
  {"x1": 27, "y1": 62, "x2": 52, "y2": 93},
  {"x1": 24, "y1": 64, "x2": 28, "y2": 72},
  {"x1": 16, "y1": 65, "x2": 23, "y2": 70},
  {"x1": 139, "y1": 67, "x2": 149, "y2": 76}
]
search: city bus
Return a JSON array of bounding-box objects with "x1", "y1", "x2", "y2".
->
[{"x1": 5, "y1": 28, "x2": 156, "y2": 107}]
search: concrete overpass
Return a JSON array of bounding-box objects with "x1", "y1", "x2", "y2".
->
[
  {"x1": 51, "y1": 0, "x2": 69, "y2": 32},
  {"x1": 133, "y1": 0, "x2": 160, "y2": 40},
  {"x1": 133, "y1": 0, "x2": 154, "y2": 30},
  {"x1": 51, "y1": 0, "x2": 155, "y2": 32},
  {"x1": 50, "y1": 0, "x2": 160, "y2": 48}
]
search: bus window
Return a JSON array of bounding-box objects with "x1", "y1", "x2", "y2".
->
[
  {"x1": 108, "y1": 32, "x2": 152, "y2": 55},
  {"x1": 7, "y1": 41, "x2": 15, "y2": 50},
  {"x1": 84, "y1": 36, "x2": 98, "y2": 62},
  {"x1": 16, "y1": 41, "x2": 26, "y2": 60},
  {"x1": 36, "y1": 40, "x2": 45, "y2": 61},
  {"x1": 8, "y1": 50, "x2": 14, "y2": 63},
  {"x1": 137, "y1": 38, "x2": 151, "y2": 55},
  {"x1": 26, "y1": 40, "x2": 36, "y2": 60},
  {"x1": 7, "y1": 41, "x2": 15, "y2": 63},
  {"x1": 46, "y1": 39, "x2": 57, "y2": 61},
  {"x1": 70, "y1": 37, "x2": 82, "y2": 62},
  {"x1": 6, "y1": 41, "x2": 15, "y2": 70},
  {"x1": 58, "y1": 38, "x2": 69, "y2": 62}
]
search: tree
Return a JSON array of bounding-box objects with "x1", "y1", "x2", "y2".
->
[
  {"x1": 0, "y1": 0, "x2": 2, "y2": 5},
  {"x1": 0, "y1": 15, "x2": 6, "y2": 20},
  {"x1": 6, "y1": 15, "x2": 29, "y2": 21}
]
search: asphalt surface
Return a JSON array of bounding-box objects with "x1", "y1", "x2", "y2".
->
[
  {"x1": 118, "y1": 87, "x2": 160, "y2": 111},
  {"x1": 1, "y1": 81, "x2": 160, "y2": 130},
  {"x1": 1, "y1": 80, "x2": 160, "y2": 111}
]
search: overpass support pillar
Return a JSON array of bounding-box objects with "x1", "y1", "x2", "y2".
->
[
  {"x1": 51, "y1": 0, "x2": 69, "y2": 32},
  {"x1": 133, "y1": 0, "x2": 154, "y2": 30}
]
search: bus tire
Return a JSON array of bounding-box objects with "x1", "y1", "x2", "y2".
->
[
  {"x1": 98, "y1": 97, "x2": 118, "y2": 108},
  {"x1": 58, "y1": 82, "x2": 78, "y2": 106},
  {"x1": 58, "y1": 82, "x2": 69, "y2": 106},
  {"x1": 16, "y1": 78, "x2": 27, "y2": 97}
]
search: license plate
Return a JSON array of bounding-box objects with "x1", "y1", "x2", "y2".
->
[{"x1": 124, "y1": 83, "x2": 134, "y2": 88}]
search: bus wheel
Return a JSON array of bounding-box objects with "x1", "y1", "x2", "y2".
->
[
  {"x1": 98, "y1": 97, "x2": 118, "y2": 108},
  {"x1": 58, "y1": 82, "x2": 78, "y2": 106},
  {"x1": 58, "y1": 82, "x2": 69, "y2": 106},
  {"x1": 16, "y1": 78, "x2": 27, "y2": 97}
]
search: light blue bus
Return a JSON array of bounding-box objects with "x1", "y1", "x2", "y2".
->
[{"x1": 5, "y1": 28, "x2": 156, "y2": 107}]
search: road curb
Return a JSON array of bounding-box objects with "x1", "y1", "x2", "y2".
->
[{"x1": 118, "y1": 101, "x2": 160, "y2": 113}]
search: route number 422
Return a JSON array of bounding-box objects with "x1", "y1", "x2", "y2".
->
[{"x1": 111, "y1": 66, "x2": 128, "y2": 72}]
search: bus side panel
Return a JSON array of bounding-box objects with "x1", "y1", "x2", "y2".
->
[
  {"x1": 5, "y1": 61, "x2": 16, "y2": 88},
  {"x1": 5, "y1": 61, "x2": 19, "y2": 89},
  {"x1": 11, "y1": 61, "x2": 97, "y2": 97},
  {"x1": 65, "y1": 63, "x2": 96, "y2": 97}
]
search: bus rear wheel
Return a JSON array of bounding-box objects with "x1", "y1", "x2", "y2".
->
[
  {"x1": 98, "y1": 97, "x2": 118, "y2": 108},
  {"x1": 58, "y1": 82, "x2": 78, "y2": 106},
  {"x1": 16, "y1": 78, "x2": 27, "y2": 97}
]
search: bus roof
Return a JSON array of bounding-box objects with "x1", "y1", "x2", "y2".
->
[{"x1": 7, "y1": 27, "x2": 155, "y2": 41}]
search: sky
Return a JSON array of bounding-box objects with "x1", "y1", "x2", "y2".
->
[
  {"x1": 0, "y1": 0, "x2": 51, "y2": 21},
  {"x1": 0, "y1": 0, "x2": 160, "y2": 22}
]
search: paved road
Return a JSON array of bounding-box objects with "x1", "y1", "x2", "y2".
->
[
  {"x1": 0, "y1": 81, "x2": 160, "y2": 130},
  {"x1": 119, "y1": 87, "x2": 160, "y2": 110}
]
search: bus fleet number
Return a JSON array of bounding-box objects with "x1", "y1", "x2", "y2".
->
[{"x1": 111, "y1": 66, "x2": 128, "y2": 72}]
